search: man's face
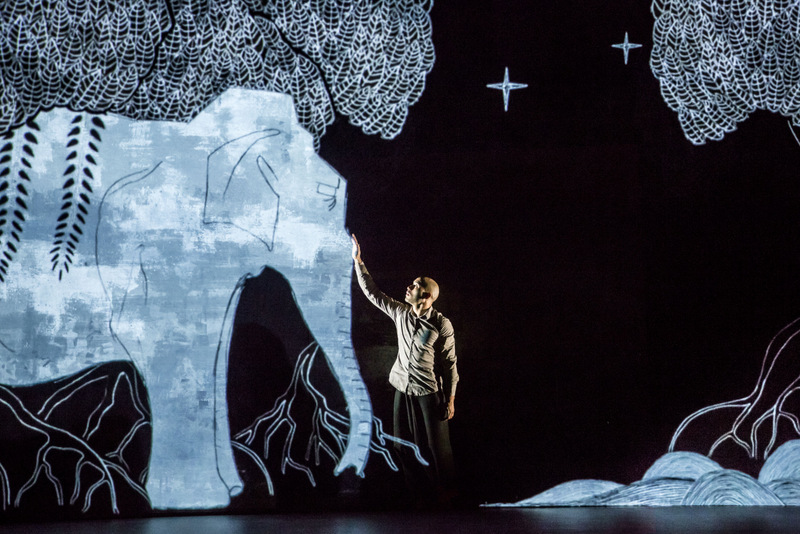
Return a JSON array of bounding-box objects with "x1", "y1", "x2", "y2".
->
[{"x1": 405, "y1": 278, "x2": 427, "y2": 305}]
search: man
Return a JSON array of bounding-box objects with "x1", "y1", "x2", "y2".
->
[{"x1": 351, "y1": 234, "x2": 458, "y2": 502}]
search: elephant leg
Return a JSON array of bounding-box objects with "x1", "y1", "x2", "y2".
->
[
  {"x1": 145, "y1": 360, "x2": 234, "y2": 509},
  {"x1": 282, "y1": 244, "x2": 373, "y2": 476}
]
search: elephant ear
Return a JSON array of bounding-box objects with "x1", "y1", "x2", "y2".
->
[{"x1": 203, "y1": 129, "x2": 284, "y2": 250}]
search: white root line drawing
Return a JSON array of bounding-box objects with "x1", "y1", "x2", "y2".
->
[
  {"x1": 1, "y1": 385, "x2": 119, "y2": 513},
  {"x1": 671, "y1": 317, "x2": 800, "y2": 460},
  {"x1": 0, "y1": 365, "x2": 151, "y2": 513},
  {"x1": 234, "y1": 342, "x2": 427, "y2": 491}
]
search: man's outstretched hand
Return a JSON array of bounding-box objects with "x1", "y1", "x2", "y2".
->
[{"x1": 351, "y1": 234, "x2": 362, "y2": 264}]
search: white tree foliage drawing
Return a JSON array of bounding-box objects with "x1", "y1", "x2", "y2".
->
[{"x1": 651, "y1": 0, "x2": 800, "y2": 144}]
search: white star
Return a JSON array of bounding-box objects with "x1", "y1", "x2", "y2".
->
[
  {"x1": 612, "y1": 32, "x2": 642, "y2": 65},
  {"x1": 487, "y1": 67, "x2": 528, "y2": 112}
]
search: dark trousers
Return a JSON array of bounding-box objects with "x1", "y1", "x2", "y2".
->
[{"x1": 393, "y1": 390, "x2": 456, "y2": 496}]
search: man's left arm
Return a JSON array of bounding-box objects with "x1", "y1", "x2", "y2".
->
[{"x1": 439, "y1": 318, "x2": 459, "y2": 420}]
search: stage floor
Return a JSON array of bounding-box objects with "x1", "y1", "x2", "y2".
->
[{"x1": 4, "y1": 508, "x2": 800, "y2": 533}]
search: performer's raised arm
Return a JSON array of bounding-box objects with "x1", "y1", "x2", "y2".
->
[
  {"x1": 350, "y1": 232, "x2": 459, "y2": 505},
  {"x1": 351, "y1": 233, "x2": 402, "y2": 319}
]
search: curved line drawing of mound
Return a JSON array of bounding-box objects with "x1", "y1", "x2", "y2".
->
[
  {"x1": 642, "y1": 451, "x2": 722, "y2": 481},
  {"x1": 683, "y1": 470, "x2": 783, "y2": 506},
  {"x1": 497, "y1": 480, "x2": 625, "y2": 507},
  {"x1": 488, "y1": 442, "x2": 800, "y2": 507},
  {"x1": 760, "y1": 439, "x2": 800, "y2": 505}
]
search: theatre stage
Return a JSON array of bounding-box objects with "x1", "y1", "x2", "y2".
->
[{"x1": 4, "y1": 508, "x2": 800, "y2": 533}]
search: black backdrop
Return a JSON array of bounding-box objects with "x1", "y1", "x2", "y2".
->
[{"x1": 317, "y1": 1, "x2": 800, "y2": 504}]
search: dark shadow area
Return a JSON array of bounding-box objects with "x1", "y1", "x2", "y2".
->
[
  {"x1": 227, "y1": 266, "x2": 409, "y2": 511},
  {"x1": 0, "y1": 361, "x2": 152, "y2": 520}
]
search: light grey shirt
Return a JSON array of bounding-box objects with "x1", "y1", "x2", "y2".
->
[{"x1": 355, "y1": 262, "x2": 459, "y2": 398}]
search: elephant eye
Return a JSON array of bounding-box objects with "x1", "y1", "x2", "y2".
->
[{"x1": 316, "y1": 180, "x2": 340, "y2": 211}]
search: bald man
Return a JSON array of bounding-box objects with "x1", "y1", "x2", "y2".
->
[{"x1": 351, "y1": 234, "x2": 458, "y2": 504}]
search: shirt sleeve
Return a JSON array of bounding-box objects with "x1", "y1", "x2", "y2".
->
[
  {"x1": 438, "y1": 317, "x2": 459, "y2": 399},
  {"x1": 354, "y1": 261, "x2": 404, "y2": 320}
]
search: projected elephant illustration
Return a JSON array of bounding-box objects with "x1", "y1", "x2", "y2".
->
[{"x1": 0, "y1": 88, "x2": 430, "y2": 513}]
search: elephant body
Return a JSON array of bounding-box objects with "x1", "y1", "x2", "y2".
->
[{"x1": 0, "y1": 89, "x2": 372, "y2": 510}]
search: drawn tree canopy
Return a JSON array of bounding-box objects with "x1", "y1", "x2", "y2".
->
[
  {"x1": 651, "y1": 0, "x2": 800, "y2": 144},
  {"x1": 0, "y1": 0, "x2": 436, "y2": 146},
  {"x1": 0, "y1": 0, "x2": 434, "y2": 281}
]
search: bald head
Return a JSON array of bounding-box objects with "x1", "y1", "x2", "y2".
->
[
  {"x1": 419, "y1": 277, "x2": 439, "y2": 303},
  {"x1": 405, "y1": 276, "x2": 439, "y2": 309}
]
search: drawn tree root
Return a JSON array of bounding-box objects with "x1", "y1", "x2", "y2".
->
[
  {"x1": 39, "y1": 364, "x2": 151, "y2": 488},
  {"x1": 0, "y1": 362, "x2": 152, "y2": 516},
  {"x1": 233, "y1": 342, "x2": 427, "y2": 493},
  {"x1": 671, "y1": 317, "x2": 800, "y2": 461},
  {"x1": 1, "y1": 385, "x2": 119, "y2": 513}
]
